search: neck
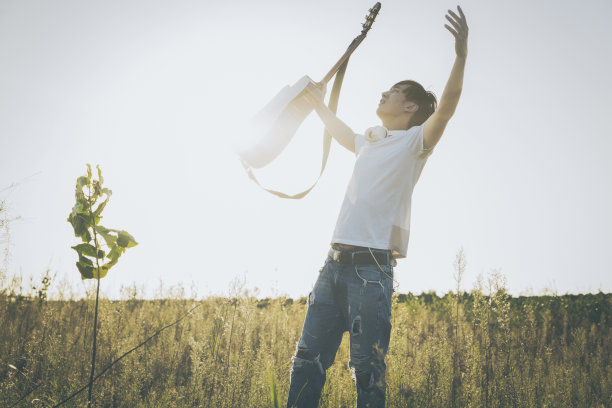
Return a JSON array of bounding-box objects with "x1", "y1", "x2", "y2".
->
[{"x1": 380, "y1": 115, "x2": 412, "y2": 131}]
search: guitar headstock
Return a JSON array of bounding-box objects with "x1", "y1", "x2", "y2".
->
[{"x1": 361, "y1": 2, "x2": 381, "y2": 34}]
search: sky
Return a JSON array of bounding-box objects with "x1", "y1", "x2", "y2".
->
[{"x1": 1, "y1": 0, "x2": 611, "y2": 300}]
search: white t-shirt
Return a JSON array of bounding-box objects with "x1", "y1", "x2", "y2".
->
[{"x1": 331, "y1": 125, "x2": 433, "y2": 258}]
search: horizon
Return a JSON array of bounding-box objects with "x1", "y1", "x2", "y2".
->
[{"x1": 2, "y1": 267, "x2": 609, "y2": 301}]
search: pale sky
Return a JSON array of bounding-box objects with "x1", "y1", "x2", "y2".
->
[{"x1": 1, "y1": 0, "x2": 611, "y2": 299}]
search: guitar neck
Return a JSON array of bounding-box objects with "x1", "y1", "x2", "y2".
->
[
  {"x1": 318, "y1": 2, "x2": 380, "y2": 85},
  {"x1": 319, "y1": 34, "x2": 367, "y2": 85}
]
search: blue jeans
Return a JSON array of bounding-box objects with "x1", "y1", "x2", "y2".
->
[{"x1": 286, "y1": 255, "x2": 394, "y2": 408}]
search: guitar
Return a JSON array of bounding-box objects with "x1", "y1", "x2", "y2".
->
[{"x1": 236, "y1": 2, "x2": 381, "y2": 169}]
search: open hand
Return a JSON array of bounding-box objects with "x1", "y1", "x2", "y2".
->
[{"x1": 445, "y1": 6, "x2": 468, "y2": 58}]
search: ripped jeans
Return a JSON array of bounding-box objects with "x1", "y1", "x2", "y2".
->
[{"x1": 286, "y1": 255, "x2": 394, "y2": 408}]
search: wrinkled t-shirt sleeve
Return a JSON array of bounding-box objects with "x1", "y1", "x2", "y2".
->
[{"x1": 354, "y1": 134, "x2": 366, "y2": 156}]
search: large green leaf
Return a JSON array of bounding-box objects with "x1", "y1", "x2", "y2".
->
[
  {"x1": 68, "y1": 202, "x2": 84, "y2": 219},
  {"x1": 69, "y1": 212, "x2": 90, "y2": 237},
  {"x1": 93, "y1": 265, "x2": 109, "y2": 279},
  {"x1": 77, "y1": 255, "x2": 94, "y2": 279},
  {"x1": 107, "y1": 243, "x2": 125, "y2": 261},
  {"x1": 75, "y1": 172, "x2": 89, "y2": 204},
  {"x1": 75, "y1": 176, "x2": 89, "y2": 201},
  {"x1": 79, "y1": 255, "x2": 93, "y2": 266},
  {"x1": 92, "y1": 188, "x2": 112, "y2": 220},
  {"x1": 117, "y1": 230, "x2": 138, "y2": 248},
  {"x1": 95, "y1": 225, "x2": 118, "y2": 246},
  {"x1": 96, "y1": 255, "x2": 120, "y2": 278},
  {"x1": 76, "y1": 175, "x2": 89, "y2": 189},
  {"x1": 67, "y1": 208, "x2": 93, "y2": 242},
  {"x1": 93, "y1": 196, "x2": 110, "y2": 220},
  {"x1": 72, "y1": 243, "x2": 105, "y2": 259}
]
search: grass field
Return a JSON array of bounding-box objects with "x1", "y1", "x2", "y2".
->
[{"x1": 1, "y1": 273, "x2": 610, "y2": 408}]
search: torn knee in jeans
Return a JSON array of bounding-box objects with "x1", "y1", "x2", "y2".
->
[
  {"x1": 350, "y1": 353, "x2": 373, "y2": 388},
  {"x1": 293, "y1": 345, "x2": 325, "y2": 375},
  {"x1": 351, "y1": 352, "x2": 386, "y2": 393},
  {"x1": 355, "y1": 369, "x2": 374, "y2": 390},
  {"x1": 295, "y1": 347, "x2": 318, "y2": 361}
]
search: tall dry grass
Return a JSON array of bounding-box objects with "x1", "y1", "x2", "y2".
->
[{"x1": 0, "y1": 272, "x2": 610, "y2": 407}]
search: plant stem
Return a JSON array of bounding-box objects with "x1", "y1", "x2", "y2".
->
[
  {"x1": 87, "y1": 275, "x2": 101, "y2": 407},
  {"x1": 87, "y1": 186, "x2": 102, "y2": 408}
]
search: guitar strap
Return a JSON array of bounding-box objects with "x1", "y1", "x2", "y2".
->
[{"x1": 242, "y1": 59, "x2": 350, "y2": 199}]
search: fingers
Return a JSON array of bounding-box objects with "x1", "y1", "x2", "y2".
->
[
  {"x1": 457, "y1": 5, "x2": 466, "y2": 21},
  {"x1": 445, "y1": 6, "x2": 468, "y2": 57},
  {"x1": 447, "y1": 9, "x2": 461, "y2": 22},
  {"x1": 444, "y1": 24, "x2": 458, "y2": 38},
  {"x1": 447, "y1": 7, "x2": 468, "y2": 27},
  {"x1": 445, "y1": 6, "x2": 468, "y2": 36},
  {"x1": 445, "y1": 14, "x2": 461, "y2": 32}
]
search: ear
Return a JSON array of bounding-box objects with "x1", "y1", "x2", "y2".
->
[{"x1": 404, "y1": 102, "x2": 419, "y2": 113}]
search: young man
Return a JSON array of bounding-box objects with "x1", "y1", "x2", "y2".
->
[{"x1": 286, "y1": 6, "x2": 468, "y2": 408}]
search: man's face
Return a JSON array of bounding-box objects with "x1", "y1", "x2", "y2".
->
[{"x1": 376, "y1": 84, "x2": 413, "y2": 119}]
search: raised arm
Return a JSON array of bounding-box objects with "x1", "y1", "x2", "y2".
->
[
  {"x1": 303, "y1": 84, "x2": 357, "y2": 153},
  {"x1": 423, "y1": 6, "x2": 468, "y2": 150}
]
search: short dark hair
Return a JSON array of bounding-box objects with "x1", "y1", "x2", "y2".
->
[{"x1": 393, "y1": 80, "x2": 437, "y2": 128}]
